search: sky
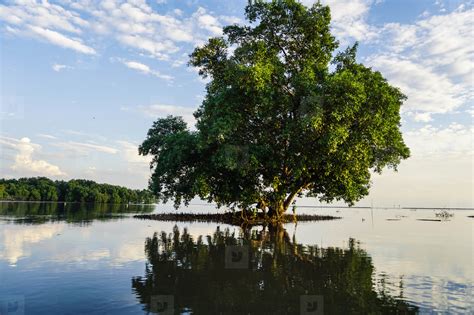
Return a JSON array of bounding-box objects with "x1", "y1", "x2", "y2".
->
[{"x1": 0, "y1": 0, "x2": 472, "y2": 208}]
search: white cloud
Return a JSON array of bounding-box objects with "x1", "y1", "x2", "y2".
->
[
  {"x1": 28, "y1": 25, "x2": 96, "y2": 54},
  {"x1": 62, "y1": 129, "x2": 107, "y2": 142},
  {"x1": 55, "y1": 141, "x2": 118, "y2": 155},
  {"x1": 85, "y1": 166, "x2": 97, "y2": 176},
  {"x1": 412, "y1": 112, "x2": 433, "y2": 123},
  {"x1": 0, "y1": 136, "x2": 66, "y2": 176},
  {"x1": 119, "y1": 59, "x2": 174, "y2": 81},
  {"x1": 118, "y1": 34, "x2": 178, "y2": 60},
  {"x1": 0, "y1": 1, "x2": 233, "y2": 64},
  {"x1": 138, "y1": 104, "x2": 197, "y2": 128},
  {"x1": 123, "y1": 60, "x2": 151, "y2": 73},
  {"x1": 37, "y1": 134, "x2": 58, "y2": 140},
  {"x1": 116, "y1": 140, "x2": 151, "y2": 164},
  {"x1": 366, "y1": 55, "x2": 466, "y2": 115},
  {"x1": 194, "y1": 7, "x2": 222, "y2": 36},
  {"x1": 404, "y1": 123, "x2": 473, "y2": 158},
  {"x1": 467, "y1": 107, "x2": 474, "y2": 118},
  {"x1": 219, "y1": 15, "x2": 242, "y2": 25},
  {"x1": 0, "y1": 1, "x2": 95, "y2": 54},
  {"x1": 301, "y1": 0, "x2": 377, "y2": 43},
  {"x1": 52, "y1": 63, "x2": 72, "y2": 72},
  {"x1": 0, "y1": 1, "x2": 87, "y2": 34},
  {"x1": 297, "y1": 2, "x2": 472, "y2": 123},
  {"x1": 365, "y1": 5, "x2": 473, "y2": 120},
  {"x1": 377, "y1": 8, "x2": 473, "y2": 84}
]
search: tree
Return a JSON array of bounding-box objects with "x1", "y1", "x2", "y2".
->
[
  {"x1": 0, "y1": 177, "x2": 155, "y2": 204},
  {"x1": 29, "y1": 188, "x2": 41, "y2": 201},
  {"x1": 0, "y1": 184, "x2": 7, "y2": 199},
  {"x1": 139, "y1": 0, "x2": 409, "y2": 220}
]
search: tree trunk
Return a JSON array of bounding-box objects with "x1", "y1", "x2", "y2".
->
[
  {"x1": 267, "y1": 201, "x2": 284, "y2": 220},
  {"x1": 267, "y1": 187, "x2": 303, "y2": 220},
  {"x1": 283, "y1": 189, "x2": 300, "y2": 212}
]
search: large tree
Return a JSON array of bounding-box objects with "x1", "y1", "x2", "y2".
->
[{"x1": 139, "y1": 0, "x2": 409, "y2": 220}]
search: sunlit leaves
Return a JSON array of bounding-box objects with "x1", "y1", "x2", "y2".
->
[{"x1": 140, "y1": 0, "x2": 409, "y2": 215}]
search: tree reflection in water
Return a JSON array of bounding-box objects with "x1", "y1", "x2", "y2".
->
[{"x1": 132, "y1": 225, "x2": 418, "y2": 314}]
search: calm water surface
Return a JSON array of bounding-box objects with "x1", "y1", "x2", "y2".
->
[{"x1": 0, "y1": 202, "x2": 472, "y2": 314}]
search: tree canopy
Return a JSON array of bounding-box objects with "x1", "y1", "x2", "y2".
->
[
  {"x1": 0, "y1": 177, "x2": 155, "y2": 204},
  {"x1": 139, "y1": 0, "x2": 409, "y2": 219}
]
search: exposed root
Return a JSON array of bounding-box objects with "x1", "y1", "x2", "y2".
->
[{"x1": 134, "y1": 211, "x2": 340, "y2": 226}]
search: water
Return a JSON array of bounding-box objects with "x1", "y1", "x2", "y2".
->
[{"x1": 0, "y1": 202, "x2": 472, "y2": 314}]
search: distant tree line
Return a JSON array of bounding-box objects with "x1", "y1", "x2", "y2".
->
[{"x1": 0, "y1": 177, "x2": 155, "y2": 204}]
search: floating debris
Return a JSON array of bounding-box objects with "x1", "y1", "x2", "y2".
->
[{"x1": 435, "y1": 210, "x2": 454, "y2": 218}]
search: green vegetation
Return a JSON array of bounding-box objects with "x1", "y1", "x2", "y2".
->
[
  {"x1": 0, "y1": 177, "x2": 155, "y2": 204},
  {"x1": 140, "y1": 0, "x2": 409, "y2": 221}
]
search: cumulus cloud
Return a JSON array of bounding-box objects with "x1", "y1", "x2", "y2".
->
[{"x1": 0, "y1": 136, "x2": 66, "y2": 176}]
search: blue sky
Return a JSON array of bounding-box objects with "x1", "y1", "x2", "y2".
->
[{"x1": 0, "y1": 0, "x2": 472, "y2": 208}]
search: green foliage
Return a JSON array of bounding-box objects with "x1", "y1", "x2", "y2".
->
[
  {"x1": 0, "y1": 184, "x2": 6, "y2": 199},
  {"x1": 0, "y1": 177, "x2": 155, "y2": 204},
  {"x1": 140, "y1": 0, "x2": 409, "y2": 216}
]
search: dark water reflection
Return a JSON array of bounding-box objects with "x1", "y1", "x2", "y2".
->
[
  {"x1": 132, "y1": 226, "x2": 418, "y2": 314},
  {"x1": 0, "y1": 201, "x2": 154, "y2": 225}
]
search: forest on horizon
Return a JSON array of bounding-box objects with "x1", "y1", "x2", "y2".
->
[{"x1": 0, "y1": 177, "x2": 155, "y2": 204}]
